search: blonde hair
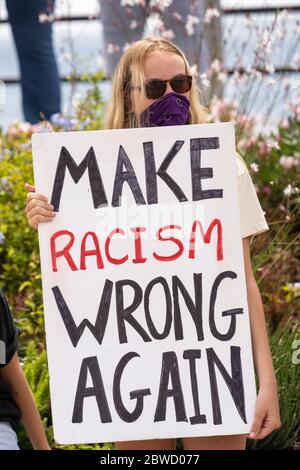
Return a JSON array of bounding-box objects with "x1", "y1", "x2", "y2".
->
[{"x1": 105, "y1": 37, "x2": 208, "y2": 129}]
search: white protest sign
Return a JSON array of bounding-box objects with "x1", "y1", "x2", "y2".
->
[{"x1": 32, "y1": 122, "x2": 256, "y2": 444}]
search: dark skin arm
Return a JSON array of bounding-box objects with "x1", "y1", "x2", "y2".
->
[{"x1": 0, "y1": 353, "x2": 50, "y2": 449}]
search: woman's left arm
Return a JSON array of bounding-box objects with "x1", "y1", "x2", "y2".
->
[{"x1": 242, "y1": 236, "x2": 281, "y2": 439}]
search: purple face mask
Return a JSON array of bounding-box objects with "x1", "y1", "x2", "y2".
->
[{"x1": 140, "y1": 92, "x2": 190, "y2": 127}]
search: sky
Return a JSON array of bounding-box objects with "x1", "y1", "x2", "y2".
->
[{"x1": 1, "y1": 0, "x2": 300, "y2": 18}]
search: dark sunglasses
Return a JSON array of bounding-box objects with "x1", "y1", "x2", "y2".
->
[{"x1": 144, "y1": 74, "x2": 192, "y2": 100}]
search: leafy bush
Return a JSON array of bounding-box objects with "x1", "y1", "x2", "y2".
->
[
  {"x1": 0, "y1": 130, "x2": 45, "y2": 345},
  {"x1": 211, "y1": 100, "x2": 300, "y2": 330},
  {"x1": 17, "y1": 343, "x2": 52, "y2": 450},
  {"x1": 247, "y1": 322, "x2": 300, "y2": 449}
]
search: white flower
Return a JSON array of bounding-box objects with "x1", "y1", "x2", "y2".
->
[
  {"x1": 130, "y1": 20, "x2": 138, "y2": 30},
  {"x1": 162, "y1": 29, "x2": 175, "y2": 40},
  {"x1": 244, "y1": 15, "x2": 253, "y2": 28},
  {"x1": 290, "y1": 53, "x2": 300, "y2": 70},
  {"x1": 107, "y1": 43, "x2": 120, "y2": 54},
  {"x1": 200, "y1": 73, "x2": 210, "y2": 89},
  {"x1": 265, "y1": 63, "x2": 275, "y2": 74},
  {"x1": 121, "y1": 0, "x2": 143, "y2": 7},
  {"x1": 173, "y1": 12, "x2": 182, "y2": 22},
  {"x1": 39, "y1": 13, "x2": 48, "y2": 23},
  {"x1": 283, "y1": 184, "x2": 300, "y2": 196},
  {"x1": 97, "y1": 54, "x2": 105, "y2": 68},
  {"x1": 217, "y1": 72, "x2": 227, "y2": 83},
  {"x1": 190, "y1": 64, "x2": 198, "y2": 76},
  {"x1": 123, "y1": 43, "x2": 131, "y2": 52},
  {"x1": 149, "y1": 0, "x2": 173, "y2": 11},
  {"x1": 279, "y1": 155, "x2": 296, "y2": 170},
  {"x1": 210, "y1": 59, "x2": 221, "y2": 74},
  {"x1": 147, "y1": 13, "x2": 164, "y2": 35},
  {"x1": 250, "y1": 162, "x2": 259, "y2": 173},
  {"x1": 38, "y1": 13, "x2": 55, "y2": 23},
  {"x1": 18, "y1": 122, "x2": 32, "y2": 133},
  {"x1": 266, "y1": 138, "x2": 280, "y2": 150},
  {"x1": 204, "y1": 8, "x2": 220, "y2": 24},
  {"x1": 283, "y1": 184, "x2": 292, "y2": 196},
  {"x1": 185, "y1": 15, "x2": 200, "y2": 36},
  {"x1": 71, "y1": 93, "x2": 82, "y2": 109},
  {"x1": 277, "y1": 9, "x2": 289, "y2": 21}
]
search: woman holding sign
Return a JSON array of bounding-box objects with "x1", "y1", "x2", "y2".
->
[{"x1": 25, "y1": 37, "x2": 280, "y2": 450}]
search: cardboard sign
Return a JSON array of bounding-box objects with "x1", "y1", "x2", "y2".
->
[{"x1": 32, "y1": 122, "x2": 256, "y2": 444}]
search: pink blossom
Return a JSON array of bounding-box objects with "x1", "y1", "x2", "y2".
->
[
  {"x1": 107, "y1": 44, "x2": 120, "y2": 54},
  {"x1": 185, "y1": 15, "x2": 200, "y2": 36},
  {"x1": 279, "y1": 155, "x2": 296, "y2": 170},
  {"x1": 261, "y1": 265, "x2": 270, "y2": 277},
  {"x1": 18, "y1": 122, "x2": 32, "y2": 133},
  {"x1": 31, "y1": 123, "x2": 53, "y2": 133},
  {"x1": 130, "y1": 20, "x2": 138, "y2": 30},
  {"x1": 257, "y1": 143, "x2": 267, "y2": 157},
  {"x1": 173, "y1": 12, "x2": 183, "y2": 22},
  {"x1": 280, "y1": 118, "x2": 289, "y2": 129},
  {"x1": 289, "y1": 97, "x2": 300, "y2": 119},
  {"x1": 263, "y1": 185, "x2": 271, "y2": 194},
  {"x1": 250, "y1": 162, "x2": 259, "y2": 173},
  {"x1": 162, "y1": 29, "x2": 175, "y2": 40}
]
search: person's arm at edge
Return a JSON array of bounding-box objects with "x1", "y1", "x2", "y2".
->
[
  {"x1": 0, "y1": 353, "x2": 51, "y2": 450},
  {"x1": 242, "y1": 236, "x2": 281, "y2": 439}
]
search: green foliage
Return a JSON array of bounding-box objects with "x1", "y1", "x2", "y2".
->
[
  {"x1": 238, "y1": 118, "x2": 300, "y2": 330},
  {"x1": 0, "y1": 134, "x2": 37, "y2": 293},
  {"x1": 247, "y1": 322, "x2": 300, "y2": 449},
  {"x1": 239, "y1": 117, "x2": 300, "y2": 211},
  {"x1": 72, "y1": 71, "x2": 107, "y2": 131},
  {"x1": 0, "y1": 130, "x2": 45, "y2": 344},
  {"x1": 17, "y1": 342, "x2": 52, "y2": 449}
]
